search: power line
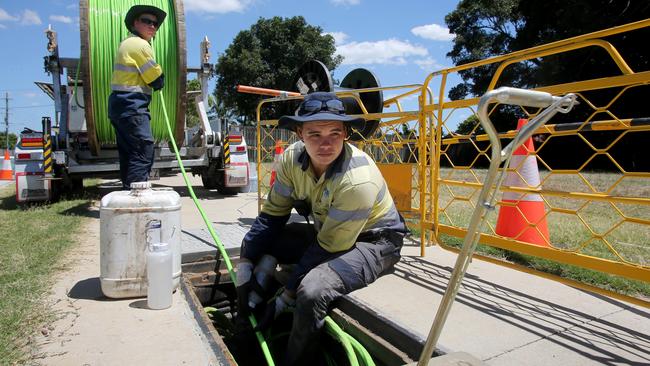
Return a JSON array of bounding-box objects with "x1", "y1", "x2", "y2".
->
[{"x1": 0, "y1": 104, "x2": 54, "y2": 109}]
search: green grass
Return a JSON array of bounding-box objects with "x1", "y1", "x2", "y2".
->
[
  {"x1": 412, "y1": 168, "x2": 650, "y2": 299},
  {"x1": 0, "y1": 182, "x2": 100, "y2": 364}
]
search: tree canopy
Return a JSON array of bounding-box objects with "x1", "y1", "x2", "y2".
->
[
  {"x1": 446, "y1": 0, "x2": 650, "y2": 101},
  {"x1": 214, "y1": 16, "x2": 342, "y2": 124},
  {"x1": 445, "y1": 0, "x2": 650, "y2": 171},
  {"x1": 0, "y1": 132, "x2": 17, "y2": 150}
]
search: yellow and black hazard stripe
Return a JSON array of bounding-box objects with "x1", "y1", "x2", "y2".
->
[
  {"x1": 43, "y1": 134, "x2": 53, "y2": 175},
  {"x1": 223, "y1": 133, "x2": 231, "y2": 167}
]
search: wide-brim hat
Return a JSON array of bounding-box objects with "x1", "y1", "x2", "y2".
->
[
  {"x1": 124, "y1": 5, "x2": 167, "y2": 32},
  {"x1": 278, "y1": 92, "x2": 366, "y2": 132}
]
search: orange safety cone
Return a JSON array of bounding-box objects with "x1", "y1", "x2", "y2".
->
[
  {"x1": 269, "y1": 140, "x2": 284, "y2": 187},
  {"x1": 0, "y1": 150, "x2": 13, "y2": 180},
  {"x1": 495, "y1": 119, "x2": 550, "y2": 247}
]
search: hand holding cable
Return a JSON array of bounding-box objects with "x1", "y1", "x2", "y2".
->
[{"x1": 255, "y1": 288, "x2": 296, "y2": 331}]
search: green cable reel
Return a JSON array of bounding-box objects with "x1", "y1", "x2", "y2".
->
[{"x1": 79, "y1": 0, "x2": 187, "y2": 154}]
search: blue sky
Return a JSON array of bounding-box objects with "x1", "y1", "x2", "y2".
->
[{"x1": 0, "y1": 0, "x2": 463, "y2": 135}]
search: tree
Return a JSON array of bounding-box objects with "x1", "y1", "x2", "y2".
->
[
  {"x1": 455, "y1": 115, "x2": 484, "y2": 136},
  {"x1": 446, "y1": 0, "x2": 650, "y2": 131},
  {"x1": 214, "y1": 16, "x2": 343, "y2": 123},
  {"x1": 185, "y1": 79, "x2": 202, "y2": 128},
  {"x1": 0, "y1": 132, "x2": 17, "y2": 150},
  {"x1": 447, "y1": 0, "x2": 650, "y2": 98},
  {"x1": 445, "y1": 0, "x2": 650, "y2": 171}
]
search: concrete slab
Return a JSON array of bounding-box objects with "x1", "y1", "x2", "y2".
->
[
  {"x1": 32, "y1": 198, "x2": 221, "y2": 366},
  {"x1": 350, "y1": 244, "x2": 650, "y2": 365}
]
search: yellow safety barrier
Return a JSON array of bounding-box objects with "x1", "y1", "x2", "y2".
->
[{"x1": 253, "y1": 19, "x2": 650, "y2": 304}]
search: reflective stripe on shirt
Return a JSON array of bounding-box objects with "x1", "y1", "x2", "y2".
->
[{"x1": 111, "y1": 84, "x2": 152, "y2": 94}]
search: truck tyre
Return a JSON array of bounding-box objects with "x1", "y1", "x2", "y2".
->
[{"x1": 201, "y1": 162, "x2": 219, "y2": 189}]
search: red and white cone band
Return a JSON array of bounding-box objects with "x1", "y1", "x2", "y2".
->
[{"x1": 502, "y1": 155, "x2": 543, "y2": 202}]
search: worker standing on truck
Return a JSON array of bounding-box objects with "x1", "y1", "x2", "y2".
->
[
  {"x1": 108, "y1": 5, "x2": 166, "y2": 190},
  {"x1": 236, "y1": 92, "x2": 408, "y2": 365}
]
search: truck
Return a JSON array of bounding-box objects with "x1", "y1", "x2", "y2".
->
[{"x1": 14, "y1": 8, "x2": 249, "y2": 203}]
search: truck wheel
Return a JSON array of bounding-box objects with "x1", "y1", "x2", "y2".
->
[
  {"x1": 201, "y1": 162, "x2": 219, "y2": 189},
  {"x1": 69, "y1": 177, "x2": 84, "y2": 196}
]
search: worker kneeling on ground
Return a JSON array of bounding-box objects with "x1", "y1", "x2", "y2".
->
[
  {"x1": 236, "y1": 92, "x2": 408, "y2": 365},
  {"x1": 108, "y1": 5, "x2": 166, "y2": 189}
]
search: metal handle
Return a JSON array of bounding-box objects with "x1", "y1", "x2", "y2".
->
[{"x1": 417, "y1": 87, "x2": 576, "y2": 366}]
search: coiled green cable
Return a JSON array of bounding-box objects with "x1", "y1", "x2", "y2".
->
[{"x1": 87, "y1": 0, "x2": 179, "y2": 143}]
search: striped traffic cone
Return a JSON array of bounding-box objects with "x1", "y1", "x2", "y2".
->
[
  {"x1": 269, "y1": 140, "x2": 283, "y2": 187},
  {"x1": 495, "y1": 119, "x2": 550, "y2": 247},
  {"x1": 0, "y1": 150, "x2": 13, "y2": 180}
]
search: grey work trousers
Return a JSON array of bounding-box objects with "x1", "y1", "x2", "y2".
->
[{"x1": 273, "y1": 225, "x2": 404, "y2": 365}]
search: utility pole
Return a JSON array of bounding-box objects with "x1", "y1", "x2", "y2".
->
[{"x1": 4, "y1": 92, "x2": 8, "y2": 151}]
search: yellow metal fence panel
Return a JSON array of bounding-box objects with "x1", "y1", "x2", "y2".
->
[{"x1": 253, "y1": 20, "x2": 650, "y2": 289}]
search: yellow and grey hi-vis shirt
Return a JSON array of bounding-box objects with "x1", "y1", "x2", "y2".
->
[
  {"x1": 263, "y1": 141, "x2": 406, "y2": 253},
  {"x1": 110, "y1": 35, "x2": 162, "y2": 95}
]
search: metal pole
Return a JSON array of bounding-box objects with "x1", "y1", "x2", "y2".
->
[
  {"x1": 4, "y1": 92, "x2": 8, "y2": 150},
  {"x1": 417, "y1": 88, "x2": 576, "y2": 366}
]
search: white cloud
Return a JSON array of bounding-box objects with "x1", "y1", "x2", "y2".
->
[
  {"x1": 411, "y1": 23, "x2": 454, "y2": 41},
  {"x1": 0, "y1": 23, "x2": 6, "y2": 29},
  {"x1": 323, "y1": 31, "x2": 348, "y2": 45},
  {"x1": 184, "y1": 0, "x2": 251, "y2": 14},
  {"x1": 24, "y1": 92, "x2": 38, "y2": 98},
  {"x1": 331, "y1": 0, "x2": 361, "y2": 5},
  {"x1": 0, "y1": 8, "x2": 18, "y2": 24},
  {"x1": 66, "y1": 4, "x2": 77, "y2": 10},
  {"x1": 414, "y1": 57, "x2": 446, "y2": 72},
  {"x1": 337, "y1": 38, "x2": 428, "y2": 65},
  {"x1": 50, "y1": 15, "x2": 73, "y2": 24},
  {"x1": 20, "y1": 9, "x2": 41, "y2": 25}
]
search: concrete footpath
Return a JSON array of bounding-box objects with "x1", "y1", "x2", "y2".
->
[{"x1": 32, "y1": 174, "x2": 650, "y2": 365}]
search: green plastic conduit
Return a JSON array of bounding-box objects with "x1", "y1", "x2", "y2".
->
[{"x1": 158, "y1": 93, "x2": 275, "y2": 366}]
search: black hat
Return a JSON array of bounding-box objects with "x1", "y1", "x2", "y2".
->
[
  {"x1": 124, "y1": 5, "x2": 167, "y2": 33},
  {"x1": 278, "y1": 92, "x2": 365, "y2": 132}
]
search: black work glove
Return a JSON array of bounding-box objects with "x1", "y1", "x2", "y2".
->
[
  {"x1": 235, "y1": 261, "x2": 254, "y2": 318},
  {"x1": 255, "y1": 288, "x2": 295, "y2": 331}
]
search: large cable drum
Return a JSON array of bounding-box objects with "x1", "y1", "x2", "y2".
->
[{"x1": 79, "y1": 0, "x2": 187, "y2": 155}]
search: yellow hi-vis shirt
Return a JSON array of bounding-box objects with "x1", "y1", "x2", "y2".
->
[
  {"x1": 110, "y1": 35, "x2": 162, "y2": 95},
  {"x1": 263, "y1": 141, "x2": 405, "y2": 253}
]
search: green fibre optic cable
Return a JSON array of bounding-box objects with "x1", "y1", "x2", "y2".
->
[
  {"x1": 158, "y1": 92, "x2": 275, "y2": 366},
  {"x1": 324, "y1": 316, "x2": 359, "y2": 366},
  {"x1": 87, "y1": 0, "x2": 179, "y2": 143}
]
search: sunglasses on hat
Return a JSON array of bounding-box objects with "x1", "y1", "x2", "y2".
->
[{"x1": 299, "y1": 99, "x2": 346, "y2": 116}]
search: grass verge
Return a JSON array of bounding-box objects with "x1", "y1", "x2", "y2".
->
[
  {"x1": 439, "y1": 234, "x2": 650, "y2": 298},
  {"x1": 0, "y1": 182, "x2": 99, "y2": 364}
]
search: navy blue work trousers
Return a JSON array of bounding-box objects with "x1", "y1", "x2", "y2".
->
[{"x1": 110, "y1": 114, "x2": 154, "y2": 189}]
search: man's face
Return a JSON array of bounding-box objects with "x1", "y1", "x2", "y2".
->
[
  {"x1": 297, "y1": 120, "x2": 347, "y2": 176},
  {"x1": 133, "y1": 13, "x2": 158, "y2": 41}
]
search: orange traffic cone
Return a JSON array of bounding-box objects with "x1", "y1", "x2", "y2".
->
[
  {"x1": 0, "y1": 150, "x2": 13, "y2": 180},
  {"x1": 269, "y1": 140, "x2": 284, "y2": 187},
  {"x1": 495, "y1": 119, "x2": 550, "y2": 247}
]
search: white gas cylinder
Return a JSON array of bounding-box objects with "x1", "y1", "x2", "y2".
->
[
  {"x1": 100, "y1": 181, "x2": 181, "y2": 298},
  {"x1": 147, "y1": 242, "x2": 173, "y2": 310}
]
